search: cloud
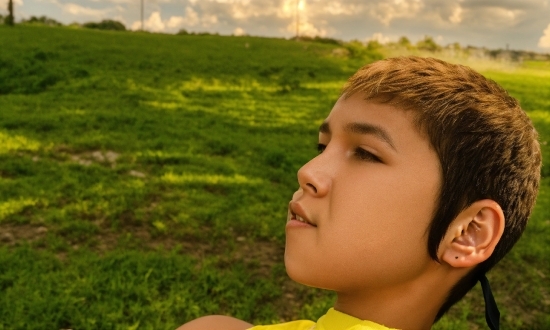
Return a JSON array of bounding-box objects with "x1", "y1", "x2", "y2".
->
[
  {"x1": 15, "y1": 0, "x2": 550, "y2": 50},
  {"x1": 201, "y1": 13, "x2": 218, "y2": 26},
  {"x1": 62, "y1": 3, "x2": 110, "y2": 19},
  {"x1": 368, "y1": 0, "x2": 424, "y2": 26},
  {"x1": 112, "y1": 14, "x2": 126, "y2": 24},
  {"x1": 368, "y1": 32, "x2": 394, "y2": 44},
  {"x1": 452, "y1": 0, "x2": 539, "y2": 29},
  {"x1": 166, "y1": 16, "x2": 184, "y2": 29},
  {"x1": 323, "y1": 2, "x2": 360, "y2": 16},
  {"x1": 539, "y1": 23, "x2": 550, "y2": 48},
  {"x1": 285, "y1": 0, "x2": 327, "y2": 37},
  {"x1": 291, "y1": 20, "x2": 326, "y2": 37},
  {"x1": 89, "y1": 0, "x2": 133, "y2": 4},
  {"x1": 449, "y1": 5, "x2": 462, "y2": 24},
  {"x1": 233, "y1": 26, "x2": 245, "y2": 35},
  {"x1": 183, "y1": 6, "x2": 199, "y2": 26},
  {"x1": 461, "y1": 0, "x2": 544, "y2": 11},
  {"x1": 131, "y1": 11, "x2": 164, "y2": 31},
  {"x1": 130, "y1": 6, "x2": 219, "y2": 32}
]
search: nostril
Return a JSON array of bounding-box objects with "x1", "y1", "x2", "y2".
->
[{"x1": 306, "y1": 183, "x2": 317, "y2": 194}]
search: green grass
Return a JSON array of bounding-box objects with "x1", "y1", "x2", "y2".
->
[{"x1": 0, "y1": 25, "x2": 548, "y2": 329}]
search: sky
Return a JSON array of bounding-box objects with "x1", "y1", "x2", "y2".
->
[{"x1": 4, "y1": 0, "x2": 550, "y2": 52}]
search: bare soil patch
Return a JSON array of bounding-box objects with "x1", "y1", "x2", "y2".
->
[{"x1": 0, "y1": 223, "x2": 49, "y2": 246}]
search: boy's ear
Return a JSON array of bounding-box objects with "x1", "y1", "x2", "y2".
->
[{"x1": 439, "y1": 199, "x2": 505, "y2": 268}]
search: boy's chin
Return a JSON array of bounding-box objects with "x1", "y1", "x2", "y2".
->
[
  {"x1": 283, "y1": 252, "x2": 310, "y2": 286},
  {"x1": 283, "y1": 253, "x2": 329, "y2": 290}
]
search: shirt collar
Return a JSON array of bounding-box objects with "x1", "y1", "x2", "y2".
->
[{"x1": 316, "y1": 308, "x2": 397, "y2": 330}]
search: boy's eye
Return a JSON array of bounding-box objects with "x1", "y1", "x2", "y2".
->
[
  {"x1": 355, "y1": 147, "x2": 382, "y2": 162},
  {"x1": 317, "y1": 143, "x2": 326, "y2": 154}
]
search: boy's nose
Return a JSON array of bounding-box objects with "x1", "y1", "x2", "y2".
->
[{"x1": 296, "y1": 156, "x2": 331, "y2": 197}]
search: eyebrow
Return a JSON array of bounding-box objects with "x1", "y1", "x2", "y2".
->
[{"x1": 319, "y1": 121, "x2": 397, "y2": 151}]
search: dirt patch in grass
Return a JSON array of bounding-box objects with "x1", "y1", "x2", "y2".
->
[
  {"x1": 0, "y1": 223, "x2": 49, "y2": 245},
  {"x1": 68, "y1": 150, "x2": 120, "y2": 167},
  {"x1": 50, "y1": 145, "x2": 121, "y2": 167}
]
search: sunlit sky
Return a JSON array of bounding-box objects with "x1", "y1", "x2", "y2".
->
[{"x1": 5, "y1": 0, "x2": 550, "y2": 52}]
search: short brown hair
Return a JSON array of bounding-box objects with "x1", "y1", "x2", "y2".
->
[{"x1": 341, "y1": 56, "x2": 542, "y2": 320}]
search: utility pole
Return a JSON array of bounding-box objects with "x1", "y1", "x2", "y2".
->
[
  {"x1": 141, "y1": 0, "x2": 144, "y2": 30},
  {"x1": 295, "y1": 0, "x2": 300, "y2": 40},
  {"x1": 6, "y1": 0, "x2": 14, "y2": 26}
]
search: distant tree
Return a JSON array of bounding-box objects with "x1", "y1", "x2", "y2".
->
[
  {"x1": 397, "y1": 36, "x2": 412, "y2": 49},
  {"x1": 21, "y1": 15, "x2": 62, "y2": 26},
  {"x1": 196, "y1": 31, "x2": 218, "y2": 36},
  {"x1": 344, "y1": 40, "x2": 368, "y2": 58},
  {"x1": 416, "y1": 36, "x2": 441, "y2": 52},
  {"x1": 83, "y1": 19, "x2": 126, "y2": 31},
  {"x1": 366, "y1": 40, "x2": 382, "y2": 51},
  {"x1": 6, "y1": 0, "x2": 14, "y2": 26},
  {"x1": 176, "y1": 28, "x2": 189, "y2": 35},
  {"x1": 451, "y1": 42, "x2": 461, "y2": 51},
  {"x1": 313, "y1": 36, "x2": 342, "y2": 45}
]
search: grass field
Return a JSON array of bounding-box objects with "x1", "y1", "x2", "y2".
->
[{"x1": 0, "y1": 25, "x2": 548, "y2": 329}]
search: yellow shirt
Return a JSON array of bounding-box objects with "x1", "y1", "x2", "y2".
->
[{"x1": 248, "y1": 308, "x2": 397, "y2": 330}]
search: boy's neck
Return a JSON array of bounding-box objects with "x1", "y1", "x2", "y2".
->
[{"x1": 333, "y1": 265, "x2": 466, "y2": 330}]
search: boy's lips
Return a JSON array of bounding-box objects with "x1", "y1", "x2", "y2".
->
[{"x1": 289, "y1": 201, "x2": 317, "y2": 227}]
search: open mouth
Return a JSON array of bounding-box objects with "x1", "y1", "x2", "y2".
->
[{"x1": 289, "y1": 203, "x2": 317, "y2": 227}]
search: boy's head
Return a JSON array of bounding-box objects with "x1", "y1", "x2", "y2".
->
[
  {"x1": 341, "y1": 56, "x2": 541, "y2": 317},
  {"x1": 285, "y1": 56, "x2": 541, "y2": 324}
]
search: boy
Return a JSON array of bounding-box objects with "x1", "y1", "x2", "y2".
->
[{"x1": 178, "y1": 57, "x2": 541, "y2": 330}]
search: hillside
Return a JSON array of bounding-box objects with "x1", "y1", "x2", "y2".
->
[{"x1": 0, "y1": 25, "x2": 548, "y2": 329}]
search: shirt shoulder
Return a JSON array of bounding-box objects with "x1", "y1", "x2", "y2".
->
[{"x1": 247, "y1": 320, "x2": 316, "y2": 330}]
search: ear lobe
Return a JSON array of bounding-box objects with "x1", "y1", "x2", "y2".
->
[{"x1": 441, "y1": 200, "x2": 505, "y2": 268}]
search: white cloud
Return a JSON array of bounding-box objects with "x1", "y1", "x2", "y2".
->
[
  {"x1": 233, "y1": 27, "x2": 245, "y2": 35},
  {"x1": 281, "y1": 0, "x2": 326, "y2": 37},
  {"x1": 215, "y1": 0, "x2": 252, "y2": 4},
  {"x1": 130, "y1": 20, "x2": 142, "y2": 30},
  {"x1": 62, "y1": 3, "x2": 109, "y2": 19},
  {"x1": 449, "y1": 5, "x2": 462, "y2": 23},
  {"x1": 183, "y1": 6, "x2": 199, "y2": 26},
  {"x1": 112, "y1": 14, "x2": 126, "y2": 25},
  {"x1": 538, "y1": 23, "x2": 550, "y2": 48},
  {"x1": 147, "y1": 11, "x2": 165, "y2": 32},
  {"x1": 89, "y1": 0, "x2": 132, "y2": 4},
  {"x1": 130, "y1": 7, "x2": 219, "y2": 33},
  {"x1": 456, "y1": 4, "x2": 527, "y2": 29},
  {"x1": 131, "y1": 11, "x2": 164, "y2": 32},
  {"x1": 166, "y1": 16, "x2": 184, "y2": 29},
  {"x1": 14, "y1": 0, "x2": 550, "y2": 51},
  {"x1": 369, "y1": 32, "x2": 393, "y2": 44},
  {"x1": 369, "y1": 0, "x2": 424, "y2": 26},
  {"x1": 287, "y1": 19, "x2": 326, "y2": 37},
  {"x1": 323, "y1": 2, "x2": 358, "y2": 15},
  {"x1": 278, "y1": 0, "x2": 302, "y2": 19},
  {"x1": 201, "y1": 13, "x2": 218, "y2": 26}
]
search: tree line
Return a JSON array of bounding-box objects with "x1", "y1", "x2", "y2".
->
[{"x1": 1, "y1": 10, "x2": 126, "y2": 31}]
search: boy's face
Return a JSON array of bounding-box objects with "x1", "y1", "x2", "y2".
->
[{"x1": 285, "y1": 93, "x2": 442, "y2": 293}]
